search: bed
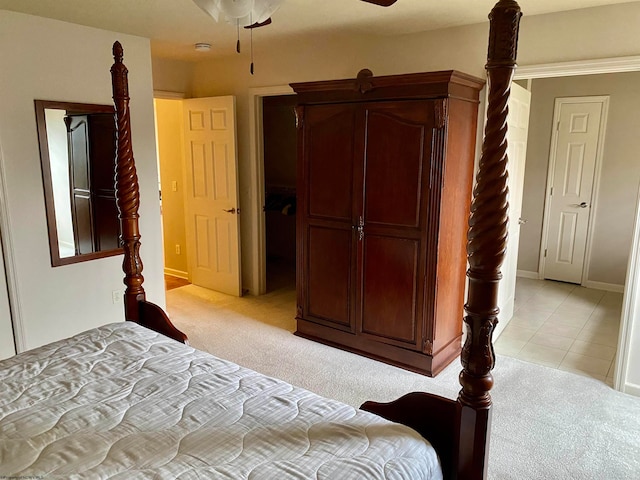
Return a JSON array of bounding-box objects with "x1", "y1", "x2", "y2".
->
[{"x1": 0, "y1": 1, "x2": 522, "y2": 479}]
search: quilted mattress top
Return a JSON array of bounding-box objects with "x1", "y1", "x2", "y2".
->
[{"x1": 0, "y1": 322, "x2": 441, "y2": 479}]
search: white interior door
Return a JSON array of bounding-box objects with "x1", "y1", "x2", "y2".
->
[
  {"x1": 496, "y1": 82, "x2": 531, "y2": 336},
  {"x1": 183, "y1": 96, "x2": 242, "y2": 296},
  {"x1": 542, "y1": 97, "x2": 608, "y2": 284}
]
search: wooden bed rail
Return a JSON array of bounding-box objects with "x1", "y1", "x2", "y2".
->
[
  {"x1": 362, "y1": 1, "x2": 522, "y2": 479},
  {"x1": 111, "y1": 41, "x2": 188, "y2": 344}
]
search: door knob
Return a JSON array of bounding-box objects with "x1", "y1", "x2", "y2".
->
[
  {"x1": 570, "y1": 202, "x2": 589, "y2": 208},
  {"x1": 223, "y1": 207, "x2": 237, "y2": 214}
]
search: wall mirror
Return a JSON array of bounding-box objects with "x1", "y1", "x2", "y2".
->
[{"x1": 35, "y1": 100, "x2": 122, "y2": 267}]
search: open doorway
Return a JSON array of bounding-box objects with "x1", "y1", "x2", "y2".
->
[
  {"x1": 497, "y1": 70, "x2": 640, "y2": 389},
  {"x1": 261, "y1": 95, "x2": 298, "y2": 293},
  {"x1": 154, "y1": 97, "x2": 191, "y2": 293}
]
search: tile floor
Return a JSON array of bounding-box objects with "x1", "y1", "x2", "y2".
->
[{"x1": 495, "y1": 277, "x2": 623, "y2": 386}]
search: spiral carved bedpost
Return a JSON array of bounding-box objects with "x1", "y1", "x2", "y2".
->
[
  {"x1": 456, "y1": 1, "x2": 521, "y2": 478},
  {"x1": 111, "y1": 41, "x2": 146, "y2": 322}
]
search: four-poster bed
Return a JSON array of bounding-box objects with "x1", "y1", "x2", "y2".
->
[{"x1": 0, "y1": 1, "x2": 521, "y2": 478}]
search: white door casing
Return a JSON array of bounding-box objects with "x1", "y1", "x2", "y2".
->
[
  {"x1": 495, "y1": 82, "x2": 531, "y2": 337},
  {"x1": 541, "y1": 97, "x2": 609, "y2": 284},
  {"x1": 183, "y1": 96, "x2": 242, "y2": 296},
  {"x1": 0, "y1": 238, "x2": 15, "y2": 359}
]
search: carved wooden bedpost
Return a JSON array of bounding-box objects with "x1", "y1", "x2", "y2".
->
[
  {"x1": 110, "y1": 42, "x2": 188, "y2": 343},
  {"x1": 456, "y1": 1, "x2": 521, "y2": 478},
  {"x1": 111, "y1": 41, "x2": 146, "y2": 322}
]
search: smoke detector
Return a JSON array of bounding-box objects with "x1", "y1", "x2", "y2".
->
[{"x1": 194, "y1": 42, "x2": 211, "y2": 52}]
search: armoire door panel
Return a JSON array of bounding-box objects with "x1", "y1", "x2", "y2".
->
[
  {"x1": 305, "y1": 105, "x2": 356, "y2": 221},
  {"x1": 307, "y1": 226, "x2": 353, "y2": 328},
  {"x1": 363, "y1": 103, "x2": 432, "y2": 229},
  {"x1": 361, "y1": 235, "x2": 420, "y2": 345}
]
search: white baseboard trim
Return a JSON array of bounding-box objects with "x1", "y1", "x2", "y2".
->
[
  {"x1": 583, "y1": 280, "x2": 625, "y2": 293},
  {"x1": 622, "y1": 382, "x2": 640, "y2": 397},
  {"x1": 164, "y1": 268, "x2": 188, "y2": 280},
  {"x1": 516, "y1": 270, "x2": 540, "y2": 279}
]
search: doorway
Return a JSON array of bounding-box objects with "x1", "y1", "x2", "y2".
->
[
  {"x1": 261, "y1": 95, "x2": 298, "y2": 293},
  {"x1": 501, "y1": 70, "x2": 640, "y2": 391},
  {"x1": 154, "y1": 97, "x2": 190, "y2": 292}
]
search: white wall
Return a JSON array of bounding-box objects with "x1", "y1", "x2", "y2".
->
[{"x1": 0, "y1": 10, "x2": 165, "y2": 351}]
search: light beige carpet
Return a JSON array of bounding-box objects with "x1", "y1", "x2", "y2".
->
[{"x1": 167, "y1": 284, "x2": 640, "y2": 479}]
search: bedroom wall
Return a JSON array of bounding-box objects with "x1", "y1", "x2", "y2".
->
[
  {"x1": 517, "y1": 72, "x2": 640, "y2": 287},
  {"x1": 0, "y1": 10, "x2": 165, "y2": 351}
]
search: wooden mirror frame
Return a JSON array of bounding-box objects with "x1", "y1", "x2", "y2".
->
[{"x1": 35, "y1": 99, "x2": 124, "y2": 267}]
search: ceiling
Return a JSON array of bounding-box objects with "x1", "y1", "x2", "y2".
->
[{"x1": 0, "y1": 0, "x2": 636, "y2": 61}]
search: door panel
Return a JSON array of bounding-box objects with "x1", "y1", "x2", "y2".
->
[
  {"x1": 497, "y1": 82, "x2": 531, "y2": 332},
  {"x1": 300, "y1": 104, "x2": 359, "y2": 330},
  {"x1": 544, "y1": 99, "x2": 606, "y2": 284},
  {"x1": 359, "y1": 101, "x2": 433, "y2": 350},
  {"x1": 183, "y1": 96, "x2": 241, "y2": 296},
  {"x1": 361, "y1": 235, "x2": 419, "y2": 344},
  {"x1": 66, "y1": 115, "x2": 94, "y2": 255},
  {"x1": 307, "y1": 226, "x2": 353, "y2": 329},
  {"x1": 364, "y1": 109, "x2": 425, "y2": 228},
  {"x1": 306, "y1": 105, "x2": 356, "y2": 221}
]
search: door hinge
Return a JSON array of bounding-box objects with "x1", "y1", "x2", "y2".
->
[
  {"x1": 550, "y1": 187, "x2": 553, "y2": 196},
  {"x1": 556, "y1": 121, "x2": 560, "y2": 131},
  {"x1": 544, "y1": 249, "x2": 548, "y2": 258}
]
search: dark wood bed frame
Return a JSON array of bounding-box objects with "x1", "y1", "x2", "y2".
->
[{"x1": 110, "y1": 1, "x2": 521, "y2": 478}]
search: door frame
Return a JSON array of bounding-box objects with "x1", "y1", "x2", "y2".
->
[
  {"x1": 248, "y1": 85, "x2": 295, "y2": 296},
  {"x1": 537, "y1": 95, "x2": 610, "y2": 287},
  {"x1": 514, "y1": 55, "x2": 640, "y2": 394}
]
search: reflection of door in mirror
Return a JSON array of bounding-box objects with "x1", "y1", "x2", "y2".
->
[
  {"x1": 35, "y1": 100, "x2": 122, "y2": 267},
  {"x1": 65, "y1": 113, "x2": 119, "y2": 255}
]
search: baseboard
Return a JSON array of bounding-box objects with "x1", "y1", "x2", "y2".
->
[
  {"x1": 583, "y1": 280, "x2": 625, "y2": 293},
  {"x1": 164, "y1": 268, "x2": 188, "y2": 280},
  {"x1": 622, "y1": 382, "x2": 640, "y2": 397},
  {"x1": 516, "y1": 270, "x2": 540, "y2": 279}
]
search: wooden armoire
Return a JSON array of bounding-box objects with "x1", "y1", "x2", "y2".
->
[{"x1": 291, "y1": 70, "x2": 485, "y2": 376}]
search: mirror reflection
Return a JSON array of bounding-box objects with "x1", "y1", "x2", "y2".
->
[{"x1": 35, "y1": 100, "x2": 122, "y2": 267}]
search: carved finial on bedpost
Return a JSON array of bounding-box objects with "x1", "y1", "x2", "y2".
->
[
  {"x1": 111, "y1": 40, "x2": 146, "y2": 322},
  {"x1": 457, "y1": 1, "x2": 521, "y2": 478}
]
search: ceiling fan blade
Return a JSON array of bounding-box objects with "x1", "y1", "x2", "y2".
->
[
  {"x1": 244, "y1": 17, "x2": 273, "y2": 29},
  {"x1": 360, "y1": 0, "x2": 398, "y2": 6}
]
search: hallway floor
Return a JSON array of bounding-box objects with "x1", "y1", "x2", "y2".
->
[{"x1": 495, "y1": 277, "x2": 623, "y2": 386}]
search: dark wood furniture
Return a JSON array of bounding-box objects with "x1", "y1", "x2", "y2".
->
[
  {"x1": 114, "y1": 0, "x2": 522, "y2": 478},
  {"x1": 66, "y1": 112, "x2": 119, "y2": 254},
  {"x1": 291, "y1": 70, "x2": 484, "y2": 377}
]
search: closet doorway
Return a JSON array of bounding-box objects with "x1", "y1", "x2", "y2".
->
[{"x1": 261, "y1": 95, "x2": 298, "y2": 293}]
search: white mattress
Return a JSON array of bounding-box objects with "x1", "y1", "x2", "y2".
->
[{"x1": 0, "y1": 322, "x2": 442, "y2": 479}]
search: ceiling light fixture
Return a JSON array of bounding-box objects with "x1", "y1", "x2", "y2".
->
[
  {"x1": 193, "y1": 0, "x2": 284, "y2": 75},
  {"x1": 193, "y1": 0, "x2": 284, "y2": 27}
]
